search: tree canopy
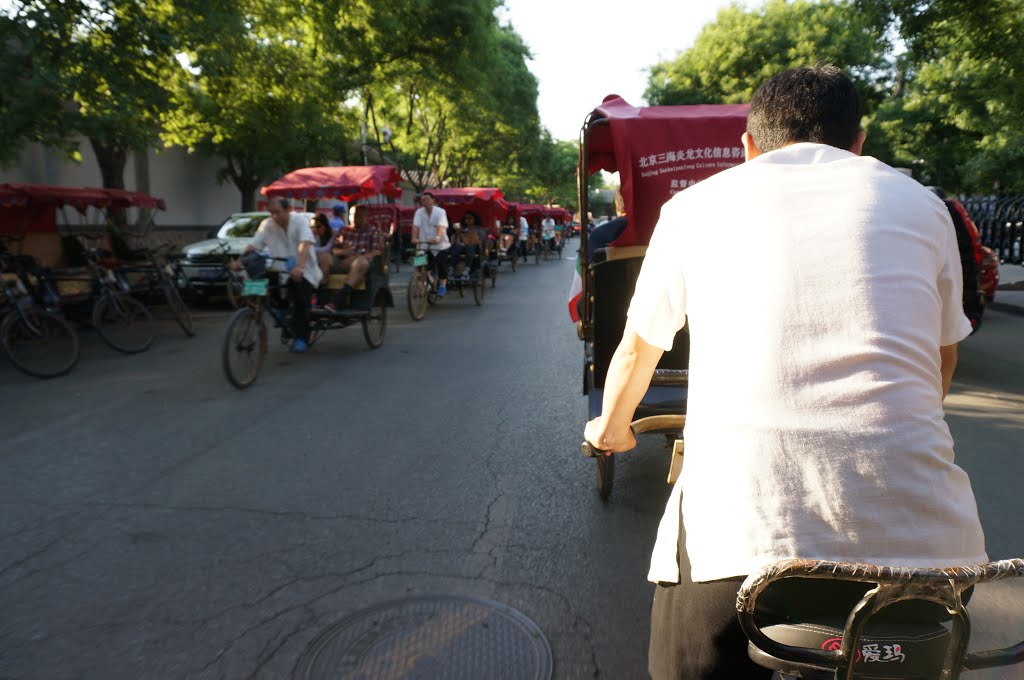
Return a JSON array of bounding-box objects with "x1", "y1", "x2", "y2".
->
[
  {"x1": 644, "y1": 0, "x2": 1024, "y2": 194},
  {"x1": 1, "y1": 0, "x2": 578, "y2": 210}
]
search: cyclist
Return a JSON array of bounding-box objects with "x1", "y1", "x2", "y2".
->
[
  {"x1": 237, "y1": 198, "x2": 322, "y2": 353},
  {"x1": 583, "y1": 65, "x2": 986, "y2": 679},
  {"x1": 412, "y1": 191, "x2": 451, "y2": 296}
]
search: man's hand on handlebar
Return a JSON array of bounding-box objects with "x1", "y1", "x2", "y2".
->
[{"x1": 584, "y1": 416, "x2": 637, "y2": 456}]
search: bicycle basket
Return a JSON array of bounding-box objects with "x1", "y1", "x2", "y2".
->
[{"x1": 242, "y1": 251, "x2": 268, "y2": 279}]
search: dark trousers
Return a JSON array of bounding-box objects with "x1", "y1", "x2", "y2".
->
[
  {"x1": 452, "y1": 244, "x2": 480, "y2": 272},
  {"x1": 429, "y1": 249, "x2": 449, "y2": 280},
  {"x1": 287, "y1": 277, "x2": 314, "y2": 343},
  {"x1": 648, "y1": 506, "x2": 957, "y2": 679}
]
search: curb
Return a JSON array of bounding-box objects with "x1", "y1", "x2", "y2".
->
[{"x1": 989, "y1": 301, "x2": 1024, "y2": 317}]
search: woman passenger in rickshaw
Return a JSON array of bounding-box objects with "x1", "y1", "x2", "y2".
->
[
  {"x1": 312, "y1": 213, "x2": 336, "y2": 274},
  {"x1": 450, "y1": 211, "x2": 485, "y2": 276},
  {"x1": 324, "y1": 205, "x2": 383, "y2": 309},
  {"x1": 500, "y1": 217, "x2": 519, "y2": 258}
]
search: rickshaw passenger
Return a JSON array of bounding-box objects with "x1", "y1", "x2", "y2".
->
[
  {"x1": 313, "y1": 213, "x2": 336, "y2": 274},
  {"x1": 451, "y1": 211, "x2": 485, "y2": 275},
  {"x1": 325, "y1": 205, "x2": 383, "y2": 310},
  {"x1": 328, "y1": 203, "x2": 347, "y2": 230},
  {"x1": 413, "y1": 191, "x2": 451, "y2": 296},
  {"x1": 584, "y1": 65, "x2": 985, "y2": 679},
  {"x1": 500, "y1": 218, "x2": 518, "y2": 256},
  {"x1": 588, "y1": 190, "x2": 627, "y2": 258},
  {"x1": 239, "y1": 197, "x2": 322, "y2": 353}
]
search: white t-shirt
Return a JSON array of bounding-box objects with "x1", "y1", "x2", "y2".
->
[
  {"x1": 251, "y1": 212, "x2": 323, "y2": 288},
  {"x1": 629, "y1": 143, "x2": 985, "y2": 584},
  {"x1": 542, "y1": 217, "x2": 555, "y2": 237},
  {"x1": 413, "y1": 205, "x2": 450, "y2": 252},
  {"x1": 519, "y1": 216, "x2": 530, "y2": 240}
]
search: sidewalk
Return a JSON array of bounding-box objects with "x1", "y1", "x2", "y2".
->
[{"x1": 991, "y1": 262, "x2": 1024, "y2": 315}]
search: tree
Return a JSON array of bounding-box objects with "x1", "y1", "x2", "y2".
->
[
  {"x1": 645, "y1": 0, "x2": 889, "y2": 109},
  {"x1": 2, "y1": 0, "x2": 177, "y2": 190},
  {"x1": 856, "y1": 0, "x2": 1024, "y2": 192}
]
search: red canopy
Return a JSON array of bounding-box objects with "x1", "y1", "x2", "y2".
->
[
  {"x1": 0, "y1": 183, "x2": 166, "y2": 212},
  {"x1": 427, "y1": 187, "x2": 509, "y2": 232},
  {"x1": 363, "y1": 204, "x2": 397, "y2": 234},
  {"x1": 585, "y1": 96, "x2": 749, "y2": 246},
  {"x1": 262, "y1": 166, "x2": 403, "y2": 202}
]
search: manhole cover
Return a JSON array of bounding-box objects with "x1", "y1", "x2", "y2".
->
[{"x1": 295, "y1": 594, "x2": 553, "y2": 680}]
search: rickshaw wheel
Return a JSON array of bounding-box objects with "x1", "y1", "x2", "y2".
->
[
  {"x1": 407, "y1": 272, "x2": 428, "y2": 321},
  {"x1": 222, "y1": 306, "x2": 266, "y2": 389},
  {"x1": 93, "y1": 292, "x2": 155, "y2": 354},
  {"x1": 596, "y1": 455, "x2": 614, "y2": 501},
  {"x1": 473, "y1": 277, "x2": 485, "y2": 305},
  {"x1": 362, "y1": 302, "x2": 387, "y2": 348},
  {"x1": 1, "y1": 308, "x2": 80, "y2": 378},
  {"x1": 511, "y1": 255, "x2": 518, "y2": 272},
  {"x1": 489, "y1": 265, "x2": 497, "y2": 288},
  {"x1": 534, "y1": 246, "x2": 540, "y2": 265}
]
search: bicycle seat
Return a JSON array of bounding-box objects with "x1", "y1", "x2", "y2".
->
[
  {"x1": 753, "y1": 608, "x2": 950, "y2": 678},
  {"x1": 739, "y1": 558, "x2": 1024, "y2": 679}
]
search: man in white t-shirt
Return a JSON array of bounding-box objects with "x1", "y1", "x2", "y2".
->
[
  {"x1": 239, "y1": 198, "x2": 322, "y2": 353},
  {"x1": 412, "y1": 191, "x2": 451, "y2": 296},
  {"x1": 583, "y1": 65, "x2": 986, "y2": 679},
  {"x1": 518, "y1": 214, "x2": 529, "y2": 262}
]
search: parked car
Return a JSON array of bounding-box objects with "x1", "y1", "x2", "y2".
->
[{"x1": 179, "y1": 211, "x2": 315, "y2": 302}]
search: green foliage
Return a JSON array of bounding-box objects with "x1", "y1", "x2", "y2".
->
[
  {"x1": 1, "y1": 0, "x2": 178, "y2": 186},
  {"x1": 645, "y1": 0, "x2": 888, "y2": 109}
]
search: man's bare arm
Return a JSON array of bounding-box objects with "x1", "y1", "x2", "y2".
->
[
  {"x1": 940, "y1": 343, "x2": 958, "y2": 400},
  {"x1": 583, "y1": 324, "x2": 664, "y2": 453}
]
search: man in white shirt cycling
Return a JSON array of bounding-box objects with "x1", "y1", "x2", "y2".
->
[
  {"x1": 237, "y1": 198, "x2": 322, "y2": 353},
  {"x1": 584, "y1": 64, "x2": 986, "y2": 679},
  {"x1": 412, "y1": 191, "x2": 451, "y2": 296}
]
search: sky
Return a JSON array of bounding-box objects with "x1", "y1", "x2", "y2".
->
[{"x1": 499, "y1": 0, "x2": 743, "y2": 141}]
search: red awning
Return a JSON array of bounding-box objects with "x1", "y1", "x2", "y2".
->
[
  {"x1": 586, "y1": 96, "x2": 749, "y2": 246},
  {"x1": 428, "y1": 187, "x2": 508, "y2": 230},
  {"x1": 397, "y1": 206, "x2": 417, "y2": 236},
  {"x1": 0, "y1": 183, "x2": 166, "y2": 212},
  {"x1": 363, "y1": 204, "x2": 397, "y2": 233},
  {"x1": 262, "y1": 166, "x2": 403, "y2": 202}
]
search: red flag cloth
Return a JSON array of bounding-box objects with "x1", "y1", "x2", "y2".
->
[
  {"x1": 262, "y1": 166, "x2": 403, "y2": 202},
  {"x1": 586, "y1": 96, "x2": 749, "y2": 247}
]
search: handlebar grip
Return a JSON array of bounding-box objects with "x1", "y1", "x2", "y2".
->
[{"x1": 581, "y1": 441, "x2": 609, "y2": 458}]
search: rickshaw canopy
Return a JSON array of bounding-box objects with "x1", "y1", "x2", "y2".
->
[
  {"x1": 0, "y1": 183, "x2": 167, "y2": 212},
  {"x1": 363, "y1": 204, "x2": 397, "y2": 234},
  {"x1": 428, "y1": 187, "x2": 509, "y2": 230},
  {"x1": 396, "y1": 206, "x2": 417, "y2": 236},
  {"x1": 585, "y1": 96, "x2": 749, "y2": 247},
  {"x1": 261, "y1": 166, "x2": 403, "y2": 202}
]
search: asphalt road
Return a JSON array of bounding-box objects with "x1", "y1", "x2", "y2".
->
[{"x1": 1, "y1": 242, "x2": 1022, "y2": 679}]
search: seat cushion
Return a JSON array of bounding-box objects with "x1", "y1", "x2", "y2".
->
[
  {"x1": 324, "y1": 274, "x2": 366, "y2": 291},
  {"x1": 754, "y1": 616, "x2": 951, "y2": 678}
]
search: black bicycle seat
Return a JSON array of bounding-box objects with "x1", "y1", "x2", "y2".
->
[{"x1": 752, "y1": 614, "x2": 950, "y2": 678}]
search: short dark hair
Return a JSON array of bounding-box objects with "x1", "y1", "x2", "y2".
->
[
  {"x1": 746, "y1": 64, "x2": 863, "y2": 153},
  {"x1": 419, "y1": 191, "x2": 435, "y2": 201},
  {"x1": 269, "y1": 197, "x2": 290, "y2": 210}
]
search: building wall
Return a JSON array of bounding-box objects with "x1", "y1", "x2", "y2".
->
[{"x1": 1, "y1": 138, "x2": 247, "y2": 228}]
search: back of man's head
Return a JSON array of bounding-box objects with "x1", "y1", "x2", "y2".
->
[{"x1": 746, "y1": 64, "x2": 862, "y2": 153}]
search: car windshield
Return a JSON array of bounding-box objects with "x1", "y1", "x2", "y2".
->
[{"x1": 217, "y1": 215, "x2": 265, "y2": 238}]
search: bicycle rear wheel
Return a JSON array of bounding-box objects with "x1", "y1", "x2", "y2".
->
[
  {"x1": 162, "y1": 281, "x2": 194, "y2": 337},
  {"x1": 222, "y1": 306, "x2": 267, "y2": 389},
  {"x1": 93, "y1": 292, "x2": 155, "y2": 354},
  {"x1": 407, "y1": 271, "x2": 427, "y2": 321},
  {"x1": 1, "y1": 308, "x2": 80, "y2": 378}
]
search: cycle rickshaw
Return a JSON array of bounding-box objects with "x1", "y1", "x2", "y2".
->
[
  {"x1": 1, "y1": 183, "x2": 186, "y2": 357},
  {"x1": 429, "y1": 187, "x2": 508, "y2": 289},
  {"x1": 222, "y1": 166, "x2": 400, "y2": 389},
  {"x1": 576, "y1": 96, "x2": 749, "y2": 500}
]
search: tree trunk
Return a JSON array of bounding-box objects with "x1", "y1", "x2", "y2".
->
[
  {"x1": 90, "y1": 137, "x2": 128, "y2": 224},
  {"x1": 236, "y1": 176, "x2": 260, "y2": 212}
]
